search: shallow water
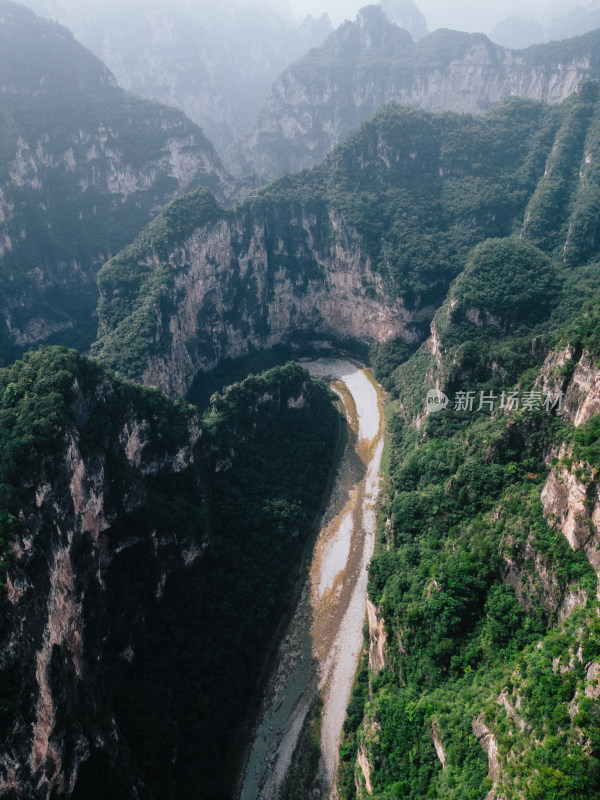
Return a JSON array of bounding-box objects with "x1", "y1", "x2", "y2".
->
[{"x1": 238, "y1": 358, "x2": 384, "y2": 800}]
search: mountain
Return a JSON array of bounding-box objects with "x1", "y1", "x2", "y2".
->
[
  {"x1": 0, "y1": 0, "x2": 237, "y2": 365},
  {"x1": 20, "y1": 0, "x2": 333, "y2": 154},
  {"x1": 89, "y1": 80, "x2": 600, "y2": 796},
  {"x1": 547, "y1": 0, "x2": 600, "y2": 40},
  {"x1": 491, "y1": 1, "x2": 600, "y2": 49},
  {"x1": 379, "y1": 0, "x2": 428, "y2": 39},
  {"x1": 488, "y1": 14, "x2": 545, "y2": 49},
  {"x1": 0, "y1": 347, "x2": 339, "y2": 798},
  {"x1": 93, "y1": 83, "x2": 600, "y2": 396},
  {"x1": 229, "y1": 5, "x2": 600, "y2": 181}
]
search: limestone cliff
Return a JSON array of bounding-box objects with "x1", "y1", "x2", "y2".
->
[
  {"x1": 0, "y1": 347, "x2": 340, "y2": 798},
  {"x1": 541, "y1": 464, "x2": 600, "y2": 597},
  {"x1": 229, "y1": 6, "x2": 600, "y2": 180},
  {"x1": 97, "y1": 89, "x2": 600, "y2": 398},
  {"x1": 21, "y1": 0, "x2": 332, "y2": 155},
  {"x1": 537, "y1": 346, "x2": 600, "y2": 599},
  {"x1": 93, "y1": 188, "x2": 431, "y2": 398},
  {"x1": 0, "y1": 348, "x2": 205, "y2": 797},
  {"x1": 0, "y1": 1, "x2": 236, "y2": 363}
]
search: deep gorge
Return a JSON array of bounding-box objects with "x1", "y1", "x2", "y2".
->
[{"x1": 3, "y1": 2, "x2": 600, "y2": 797}]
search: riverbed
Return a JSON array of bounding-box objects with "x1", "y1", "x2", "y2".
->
[{"x1": 238, "y1": 358, "x2": 384, "y2": 800}]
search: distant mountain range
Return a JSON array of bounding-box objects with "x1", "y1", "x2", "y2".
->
[
  {"x1": 19, "y1": 0, "x2": 333, "y2": 154},
  {"x1": 0, "y1": 0, "x2": 237, "y2": 363},
  {"x1": 490, "y1": 0, "x2": 600, "y2": 49},
  {"x1": 228, "y1": 5, "x2": 600, "y2": 180}
]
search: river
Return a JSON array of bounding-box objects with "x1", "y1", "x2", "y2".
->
[{"x1": 238, "y1": 358, "x2": 384, "y2": 800}]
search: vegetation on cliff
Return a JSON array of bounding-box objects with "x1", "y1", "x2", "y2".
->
[
  {"x1": 95, "y1": 83, "x2": 600, "y2": 387},
  {"x1": 0, "y1": 348, "x2": 340, "y2": 799},
  {"x1": 6, "y1": 15, "x2": 600, "y2": 794},
  {"x1": 0, "y1": 0, "x2": 233, "y2": 365},
  {"x1": 230, "y1": 5, "x2": 600, "y2": 180},
  {"x1": 339, "y1": 253, "x2": 600, "y2": 797},
  {"x1": 86, "y1": 76, "x2": 600, "y2": 798}
]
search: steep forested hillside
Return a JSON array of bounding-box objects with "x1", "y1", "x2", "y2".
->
[
  {"x1": 94, "y1": 83, "x2": 600, "y2": 397},
  {"x1": 0, "y1": 347, "x2": 340, "y2": 798},
  {"x1": 89, "y1": 78, "x2": 600, "y2": 797},
  {"x1": 3, "y1": 3, "x2": 600, "y2": 793},
  {"x1": 338, "y1": 252, "x2": 600, "y2": 799},
  {"x1": 229, "y1": 5, "x2": 600, "y2": 180},
  {"x1": 0, "y1": 0, "x2": 236, "y2": 365}
]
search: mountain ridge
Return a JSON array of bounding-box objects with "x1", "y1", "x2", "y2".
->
[
  {"x1": 228, "y1": 6, "x2": 600, "y2": 180},
  {"x1": 0, "y1": 0, "x2": 239, "y2": 364},
  {"x1": 94, "y1": 87, "x2": 600, "y2": 397}
]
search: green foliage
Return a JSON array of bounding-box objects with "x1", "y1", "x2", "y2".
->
[
  {"x1": 0, "y1": 2, "x2": 228, "y2": 364},
  {"x1": 351, "y1": 295, "x2": 600, "y2": 797},
  {"x1": 0, "y1": 349, "x2": 341, "y2": 799},
  {"x1": 103, "y1": 362, "x2": 341, "y2": 799},
  {"x1": 95, "y1": 92, "x2": 595, "y2": 381},
  {"x1": 452, "y1": 237, "x2": 555, "y2": 324},
  {"x1": 572, "y1": 413, "x2": 600, "y2": 471},
  {"x1": 522, "y1": 82, "x2": 600, "y2": 253},
  {"x1": 93, "y1": 188, "x2": 228, "y2": 376}
]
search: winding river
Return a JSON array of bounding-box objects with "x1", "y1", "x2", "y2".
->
[{"x1": 239, "y1": 358, "x2": 384, "y2": 799}]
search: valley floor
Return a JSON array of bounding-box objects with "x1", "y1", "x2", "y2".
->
[{"x1": 238, "y1": 358, "x2": 384, "y2": 800}]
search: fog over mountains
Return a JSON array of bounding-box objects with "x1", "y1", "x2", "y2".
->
[
  {"x1": 20, "y1": 0, "x2": 333, "y2": 153},
  {"x1": 3, "y1": 1, "x2": 600, "y2": 798}
]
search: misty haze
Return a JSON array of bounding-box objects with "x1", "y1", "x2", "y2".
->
[{"x1": 1, "y1": 0, "x2": 600, "y2": 798}]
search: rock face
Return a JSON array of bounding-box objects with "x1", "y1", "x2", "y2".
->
[
  {"x1": 367, "y1": 598, "x2": 387, "y2": 672},
  {"x1": 0, "y1": 348, "x2": 339, "y2": 798},
  {"x1": 140, "y1": 216, "x2": 419, "y2": 397},
  {"x1": 537, "y1": 346, "x2": 600, "y2": 597},
  {"x1": 501, "y1": 531, "x2": 588, "y2": 623},
  {"x1": 98, "y1": 88, "x2": 600, "y2": 398},
  {"x1": 0, "y1": 0, "x2": 236, "y2": 362},
  {"x1": 472, "y1": 715, "x2": 499, "y2": 800},
  {"x1": 20, "y1": 0, "x2": 332, "y2": 155},
  {"x1": 230, "y1": 6, "x2": 600, "y2": 179},
  {"x1": 0, "y1": 350, "x2": 205, "y2": 798},
  {"x1": 542, "y1": 466, "x2": 600, "y2": 596},
  {"x1": 357, "y1": 745, "x2": 375, "y2": 795},
  {"x1": 560, "y1": 351, "x2": 600, "y2": 427},
  {"x1": 94, "y1": 188, "x2": 432, "y2": 397}
]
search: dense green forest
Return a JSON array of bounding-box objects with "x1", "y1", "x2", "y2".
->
[
  {"x1": 0, "y1": 348, "x2": 340, "y2": 799},
  {"x1": 94, "y1": 83, "x2": 600, "y2": 389},
  {"x1": 5, "y1": 4, "x2": 600, "y2": 792},
  {"x1": 338, "y1": 253, "x2": 600, "y2": 798},
  {"x1": 85, "y1": 80, "x2": 600, "y2": 797}
]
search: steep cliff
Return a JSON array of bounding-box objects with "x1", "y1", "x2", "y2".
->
[
  {"x1": 0, "y1": 0, "x2": 237, "y2": 364},
  {"x1": 337, "y1": 261, "x2": 600, "y2": 797},
  {"x1": 229, "y1": 5, "x2": 600, "y2": 180},
  {"x1": 20, "y1": 0, "x2": 332, "y2": 155},
  {"x1": 0, "y1": 347, "x2": 340, "y2": 799},
  {"x1": 93, "y1": 187, "x2": 425, "y2": 398},
  {"x1": 94, "y1": 86, "x2": 600, "y2": 398}
]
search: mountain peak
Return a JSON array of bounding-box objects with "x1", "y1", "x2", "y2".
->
[
  {"x1": 379, "y1": 0, "x2": 428, "y2": 39},
  {"x1": 355, "y1": 5, "x2": 414, "y2": 47}
]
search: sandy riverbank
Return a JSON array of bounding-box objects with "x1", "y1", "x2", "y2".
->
[{"x1": 238, "y1": 358, "x2": 384, "y2": 800}]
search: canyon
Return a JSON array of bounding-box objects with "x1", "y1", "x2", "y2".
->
[{"x1": 239, "y1": 358, "x2": 383, "y2": 799}]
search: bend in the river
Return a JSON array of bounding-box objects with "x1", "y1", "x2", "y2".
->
[{"x1": 239, "y1": 358, "x2": 384, "y2": 800}]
